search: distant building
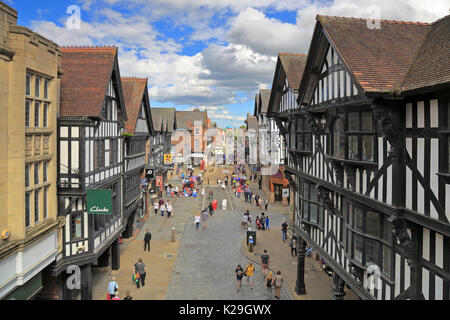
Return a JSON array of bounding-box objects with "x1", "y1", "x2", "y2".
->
[
  {"x1": 176, "y1": 109, "x2": 209, "y2": 166},
  {"x1": 149, "y1": 108, "x2": 176, "y2": 191}
]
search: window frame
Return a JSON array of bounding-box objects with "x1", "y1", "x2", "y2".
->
[
  {"x1": 35, "y1": 76, "x2": 40, "y2": 98},
  {"x1": 300, "y1": 180, "x2": 324, "y2": 229},
  {"x1": 34, "y1": 189, "x2": 40, "y2": 224},
  {"x1": 25, "y1": 100, "x2": 31, "y2": 128},
  {"x1": 34, "y1": 101, "x2": 40, "y2": 128},
  {"x1": 25, "y1": 192, "x2": 31, "y2": 228},
  {"x1": 25, "y1": 165, "x2": 30, "y2": 188},
  {"x1": 34, "y1": 163, "x2": 40, "y2": 186},
  {"x1": 43, "y1": 187, "x2": 48, "y2": 220},
  {"x1": 332, "y1": 110, "x2": 376, "y2": 163},
  {"x1": 44, "y1": 79, "x2": 49, "y2": 99},
  {"x1": 26, "y1": 74, "x2": 31, "y2": 96},
  {"x1": 345, "y1": 200, "x2": 393, "y2": 278},
  {"x1": 43, "y1": 103, "x2": 49, "y2": 128},
  {"x1": 43, "y1": 161, "x2": 48, "y2": 183},
  {"x1": 296, "y1": 117, "x2": 313, "y2": 152}
]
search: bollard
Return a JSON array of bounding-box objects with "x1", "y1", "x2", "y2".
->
[
  {"x1": 171, "y1": 228, "x2": 176, "y2": 243},
  {"x1": 249, "y1": 236, "x2": 254, "y2": 253}
]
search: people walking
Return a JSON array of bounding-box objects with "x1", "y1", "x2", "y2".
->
[
  {"x1": 265, "y1": 272, "x2": 274, "y2": 300},
  {"x1": 235, "y1": 265, "x2": 244, "y2": 292},
  {"x1": 201, "y1": 209, "x2": 209, "y2": 230},
  {"x1": 290, "y1": 236, "x2": 298, "y2": 257},
  {"x1": 134, "y1": 258, "x2": 147, "y2": 289},
  {"x1": 154, "y1": 200, "x2": 159, "y2": 215},
  {"x1": 265, "y1": 216, "x2": 270, "y2": 230},
  {"x1": 107, "y1": 277, "x2": 119, "y2": 300},
  {"x1": 274, "y1": 271, "x2": 283, "y2": 300},
  {"x1": 242, "y1": 214, "x2": 249, "y2": 230},
  {"x1": 245, "y1": 262, "x2": 255, "y2": 289},
  {"x1": 265, "y1": 199, "x2": 269, "y2": 211},
  {"x1": 144, "y1": 229, "x2": 152, "y2": 252},
  {"x1": 160, "y1": 202, "x2": 166, "y2": 217},
  {"x1": 167, "y1": 201, "x2": 173, "y2": 218},
  {"x1": 195, "y1": 214, "x2": 201, "y2": 230},
  {"x1": 282, "y1": 221, "x2": 288, "y2": 242},
  {"x1": 261, "y1": 250, "x2": 270, "y2": 277}
]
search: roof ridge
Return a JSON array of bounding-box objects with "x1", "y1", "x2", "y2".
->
[
  {"x1": 279, "y1": 52, "x2": 307, "y2": 56},
  {"x1": 121, "y1": 76, "x2": 147, "y2": 81},
  {"x1": 317, "y1": 14, "x2": 431, "y2": 26},
  {"x1": 431, "y1": 14, "x2": 450, "y2": 25},
  {"x1": 59, "y1": 45, "x2": 118, "y2": 51}
]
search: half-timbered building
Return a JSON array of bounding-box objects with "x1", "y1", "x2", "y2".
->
[
  {"x1": 147, "y1": 108, "x2": 176, "y2": 194},
  {"x1": 274, "y1": 14, "x2": 450, "y2": 300},
  {"x1": 121, "y1": 77, "x2": 154, "y2": 238},
  {"x1": 44, "y1": 46, "x2": 128, "y2": 300}
]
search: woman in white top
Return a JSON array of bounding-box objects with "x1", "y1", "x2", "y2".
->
[
  {"x1": 160, "y1": 202, "x2": 166, "y2": 217},
  {"x1": 153, "y1": 201, "x2": 159, "y2": 215},
  {"x1": 194, "y1": 215, "x2": 201, "y2": 230},
  {"x1": 167, "y1": 202, "x2": 173, "y2": 218}
]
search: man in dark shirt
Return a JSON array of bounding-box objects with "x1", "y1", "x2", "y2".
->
[
  {"x1": 144, "y1": 230, "x2": 152, "y2": 252},
  {"x1": 235, "y1": 265, "x2": 244, "y2": 292},
  {"x1": 261, "y1": 250, "x2": 270, "y2": 277},
  {"x1": 282, "y1": 222, "x2": 288, "y2": 243}
]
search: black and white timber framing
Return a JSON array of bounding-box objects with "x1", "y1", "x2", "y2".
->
[
  {"x1": 123, "y1": 81, "x2": 155, "y2": 238},
  {"x1": 271, "y1": 18, "x2": 450, "y2": 300},
  {"x1": 50, "y1": 53, "x2": 127, "y2": 300}
]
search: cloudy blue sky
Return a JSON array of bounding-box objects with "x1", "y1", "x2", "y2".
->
[{"x1": 6, "y1": 0, "x2": 448, "y2": 128}]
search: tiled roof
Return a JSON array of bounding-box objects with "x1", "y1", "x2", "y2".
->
[
  {"x1": 318, "y1": 15, "x2": 432, "y2": 93},
  {"x1": 402, "y1": 15, "x2": 450, "y2": 92},
  {"x1": 152, "y1": 108, "x2": 176, "y2": 133},
  {"x1": 60, "y1": 46, "x2": 118, "y2": 117},
  {"x1": 176, "y1": 110, "x2": 208, "y2": 130},
  {"x1": 121, "y1": 77, "x2": 147, "y2": 134},
  {"x1": 259, "y1": 89, "x2": 272, "y2": 114},
  {"x1": 279, "y1": 53, "x2": 308, "y2": 89}
]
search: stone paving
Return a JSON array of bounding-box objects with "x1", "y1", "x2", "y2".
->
[
  {"x1": 90, "y1": 165, "x2": 360, "y2": 301},
  {"x1": 166, "y1": 185, "x2": 290, "y2": 300}
]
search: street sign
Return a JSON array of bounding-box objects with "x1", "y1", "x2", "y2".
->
[
  {"x1": 140, "y1": 178, "x2": 148, "y2": 190},
  {"x1": 164, "y1": 154, "x2": 173, "y2": 165},
  {"x1": 146, "y1": 169, "x2": 155, "y2": 178},
  {"x1": 87, "y1": 189, "x2": 112, "y2": 215}
]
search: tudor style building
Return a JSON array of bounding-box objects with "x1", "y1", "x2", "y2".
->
[
  {"x1": 121, "y1": 77, "x2": 154, "y2": 238},
  {"x1": 148, "y1": 108, "x2": 176, "y2": 194},
  {"x1": 40, "y1": 46, "x2": 128, "y2": 300},
  {"x1": 273, "y1": 14, "x2": 450, "y2": 300}
]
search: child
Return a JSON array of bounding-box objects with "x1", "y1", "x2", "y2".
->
[{"x1": 123, "y1": 291, "x2": 133, "y2": 300}]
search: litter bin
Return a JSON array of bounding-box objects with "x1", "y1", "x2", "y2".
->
[{"x1": 247, "y1": 229, "x2": 257, "y2": 246}]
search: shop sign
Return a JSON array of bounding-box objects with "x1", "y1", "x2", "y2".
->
[{"x1": 87, "y1": 189, "x2": 112, "y2": 215}]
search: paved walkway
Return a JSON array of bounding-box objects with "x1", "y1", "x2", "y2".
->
[
  {"x1": 90, "y1": 166, "x2": 360, "y2": 300},
  {"x1": 166, "y1": 185, "x2": 289, "y2": 300}
]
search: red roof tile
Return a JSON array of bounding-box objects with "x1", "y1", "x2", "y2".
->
[
  {"x1": 59, "y1": 46, "x2": 118, "y2": 117},
  {"x1": 121, "y1": 77, "x2": 148, "y2": 134},
  {"x1": 317, "y1": 15, "x2": 432, "y2": 93}
]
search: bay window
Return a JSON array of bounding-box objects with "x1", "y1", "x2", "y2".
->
[
  {"x1": 345, "y1": 201, "x2": 393, "y2": 277},
  {"x1": 300, "y1": 180, "x2": 324, "y2": 228}
]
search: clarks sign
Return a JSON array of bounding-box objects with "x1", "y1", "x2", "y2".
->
[{"x1": 87, "y1": 189, "x2": 113, "y2": 215}]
